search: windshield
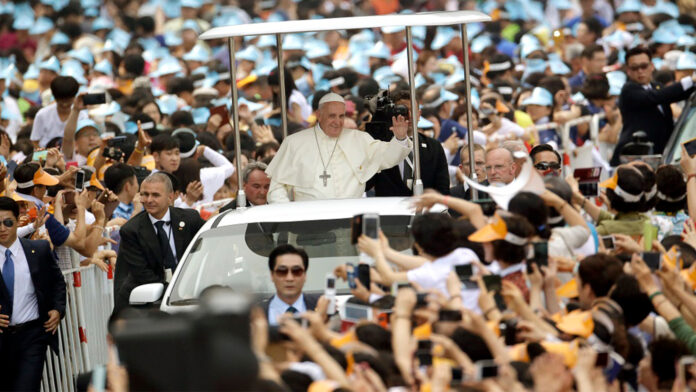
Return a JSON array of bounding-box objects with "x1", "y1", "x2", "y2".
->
[
  {"x1": 169, "y1": 215, "x2": 414, "y2": 304},
  {"x1": 669, "y1": 104, "x2": 696, "y2": 164}
]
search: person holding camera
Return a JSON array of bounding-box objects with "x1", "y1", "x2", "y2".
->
[
  {"x1": 30, "y1": 76, "x2": 88, "y2": 149},
  {"x1": 265, "y1": 93, "x2": 412, "y2": 203},
  {"x1": 62, "y1": 92, "x2": 102, "y2": 167},
  {"x1": 366, "y1": 89, "x2": 450, "y2": 196},
  {"x1": 260, "y1": 244, "x2": 320, "y2": 326}
]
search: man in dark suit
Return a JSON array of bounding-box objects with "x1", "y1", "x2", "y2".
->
[
  {"x1": 611, "y1": 46, "x2": 696, "y2": 166},
  {"x1": 258, "y1": 244, "x2": 320, "y2": 325},
  {"x1": 450, "y1": 143, "x2": 489, "y2": 201},
  {"x1": 114, "y1": 173, "x2": 205, "y2": 313},
  {"x1": 219, "y1": 161, "x2": 270, "y2": 212},
  {"x1": 366, "y1": 90, "x2": 450, "y2": 196},
  {"x1": 0, "y1": 197, "x2": 66, "y2": 391}
]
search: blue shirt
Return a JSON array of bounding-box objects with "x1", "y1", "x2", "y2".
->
[
  {"x1": 112, "y1": 202, "x2": 134, "y2": 220},
  {"x1": 568, "y1": 70, "x2": 586, "y2": 89},
  {"x1": 267, "y1": 294, "x2": 306, "y2": 326},
  {"x1": 438, "y1": 118, "x2": 467, "y2": 165}
]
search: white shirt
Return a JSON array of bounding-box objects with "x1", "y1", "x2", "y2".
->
[
  {"x1": 199, "y1": 147, "x2": 235, "y2": 204},
  {"x1": 487, "y1": 118, "x2": 525, "y2": 142},
  {"x1": 406, "y1": 248, "x2": 480, "y2": 296},
  {"x1": 148, "y1": 210, "x2": 176, "y2": 260},
  {"x1": 0, "y1": 239, "x2": 39, "y2": 325},
  {"x1": 171, "y1": 147, "x2": 236, "y2": 209},
  {"x1": 267, "y1": 294, "x2": 306, "y2": 326},
  {"x1": 267, "y1": 125, "x2": 412, "y2": 203},
  {"x1": 3, "y1": 96, "x2": 22, "y2": 142},
  {"x1": 289, "y1": 89, "x2": 312, "y2": 121},
  {"x1": 30, "y1": 104, "x2": 88, "y2": 148}
]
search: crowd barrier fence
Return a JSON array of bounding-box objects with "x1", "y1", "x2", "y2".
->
[
  {"x1": 40, "y1": 227, "x2": 118, "y2": 392},
  {"x1": 525, "y1": 112, "x2": 608, "y2": 177}
]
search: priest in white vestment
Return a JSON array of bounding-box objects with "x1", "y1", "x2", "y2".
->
[{"x1": 266, "y1": 93, "x2": 413, "y2": 203}]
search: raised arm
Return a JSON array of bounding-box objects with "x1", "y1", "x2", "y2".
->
[
  {"x1": 413, "y1": 191, "x2": 486, "y2": 229},
  {"x1": 62, "y1": 94, "x2": 85, "y2": 160}
]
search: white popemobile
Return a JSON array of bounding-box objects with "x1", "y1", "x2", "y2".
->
[{"x1": 128, "y1": 10, "x2": 490, "y2": 313}]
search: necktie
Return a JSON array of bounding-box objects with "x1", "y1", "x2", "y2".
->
[
  {"x1": 286, "y1": 306, "x2": 298, "y2": 314},
  {"x1": 154, "y1": 221, "x2": 177, "y2": 269},
  {"x1": 3, "y1": 249, "x2": 14, "y2": 303},
  {"x1": 403, "y1": 151, "x2": 414, "y2": 186}
]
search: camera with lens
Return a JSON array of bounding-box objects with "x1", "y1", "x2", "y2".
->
[
  {"x1": 102, "y1": 135, "x2": 127, "y2": 161},
  {"x1": 364, "y1": 89, "x2": 409, "y2": 142},
  {"x1": 102, "y1": 147, "x2": 123, "y2": 161},
  {"x1": 113, "y1": 288, "x2": 258, "y2": 391}
]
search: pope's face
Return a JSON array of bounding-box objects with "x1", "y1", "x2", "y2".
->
[{"x1": 317, "y1": 102, "x2": 346, "y2": 138}]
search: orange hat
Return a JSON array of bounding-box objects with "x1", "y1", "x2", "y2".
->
[
  {"x1": 599, "y1": 172, "x2": 643, "y2": 202},
  {"x1": 0, "y1": 191, "x2": 27, "y2": 202},
  {"x1": 556, "y1": 279, "x2": 579, "y2": 298},
  {"x1": 16, "y1": 167, "x2": 59, "y2": 189},
  {"x1": 599, "y1": 173, "x2": 618, "y2": 189},
  {"x1": 553, "y1": 310, "x2": 594, "y2": 338},
  {"x1": 469, "y1": 214, "x2": 528, "y2": 245},
  {"x1": 88, "y1": 173, "x2": 105, "y2": 191}
]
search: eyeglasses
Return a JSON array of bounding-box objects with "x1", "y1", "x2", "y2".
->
[
  {"x1": 274, "y1": 266, "x2": 305, "y2": 277},
  {"x1": 1, "y1": 219, "x2": 15, "y2": 228},
  {"x1": 485, "y1": 164, "x2": 510, "y2": 172},
  {"x1": 628, "y1": 62, "x2": 650, "y2": 71},
  {"x1": 534, "y1": 162, "x2": 561, "y2": 171}
]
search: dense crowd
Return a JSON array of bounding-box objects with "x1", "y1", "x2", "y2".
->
[{"x1": 0, "y1": 0, "x2": 696, "y2": 390}]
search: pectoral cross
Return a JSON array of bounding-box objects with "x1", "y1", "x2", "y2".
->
[{"x1": 319, "y1": 170, "x2": 331, "y2": 186}]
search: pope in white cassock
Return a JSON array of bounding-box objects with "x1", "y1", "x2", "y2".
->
[{"x1": 266, "y1": 93, "x2": 413, "y2": 203}]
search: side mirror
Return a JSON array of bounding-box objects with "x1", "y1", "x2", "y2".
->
[{"x1": 129, "y1": 283, "x2": 164, "y2": 305}]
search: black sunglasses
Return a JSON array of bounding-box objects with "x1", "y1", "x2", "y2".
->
[
  {"x1": 274, "y1": 266, "x2": 305, "y2": 277},
  {"x1": 628, "y1": 62, "x2": 650, "y2": 71},
  {"x1": 534, "y1": 162, "x2": 561, "y2": 171},
  {"x1": 1, "y1": 218, "x2": 15, "y2": 228}
]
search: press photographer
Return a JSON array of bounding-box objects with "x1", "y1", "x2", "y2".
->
[{"x1": 365, "y1": 89, "x2": 450, "y2": 196}]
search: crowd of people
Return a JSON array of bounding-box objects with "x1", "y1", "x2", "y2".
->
[{"x1": 0, "y1": 0, "x2": 696, "y2": 390}]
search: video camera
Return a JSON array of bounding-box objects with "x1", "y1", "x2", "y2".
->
[
  {"x1": 113, "y1": 288, "x2": 258, "y2": 391},
  {"x1": 364, "y1": 89, "x2": 409, "y2": 142}
]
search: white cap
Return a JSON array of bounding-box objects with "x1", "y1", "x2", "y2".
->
[{"x1": 318, "y1": 92, "x2": 345, "y2": 106}]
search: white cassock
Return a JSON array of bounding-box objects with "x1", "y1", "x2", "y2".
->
[{"x1": 266, "y1": 125, "x2": 413, "y2": 203}]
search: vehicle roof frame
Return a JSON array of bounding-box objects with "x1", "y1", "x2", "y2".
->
[{"x1": 200, "y1": 10, "x2": 491, "y2": 203}]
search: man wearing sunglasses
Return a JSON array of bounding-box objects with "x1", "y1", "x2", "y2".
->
[
  {"x1": 611, "y1": 46, "x2": 696, "y2": 166},
  {"x1": 531, "y1": 144, "x2": 562, "y2": 177},
  {"x1": 0, "y1": 197, "x2": 65, "y2": 391},
  {"x1": 260, "y1": 244, "x2": 319, "y2": 326}
]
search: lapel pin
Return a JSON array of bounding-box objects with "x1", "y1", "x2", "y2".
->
[
  {"x1": 31, "y1": 250, "x2": 35, "y2": 254},
  {"x1": 179, "y1": 221, "x2": 185, "y2": 230}
]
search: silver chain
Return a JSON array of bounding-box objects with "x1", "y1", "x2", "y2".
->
[{"x1": 313, "y1": 124, "x2": 339, "y2": 173}]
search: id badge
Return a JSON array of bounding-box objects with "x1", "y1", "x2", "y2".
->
[{"x1": 165, "y1": 268, "x2": 173, "y2": 283}]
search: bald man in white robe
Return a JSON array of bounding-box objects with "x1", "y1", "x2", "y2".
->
[{"x1": 266, "y1": 93, "x2": 413, "y2": 203}]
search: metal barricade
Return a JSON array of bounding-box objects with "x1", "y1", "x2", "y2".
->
[
  {"x1": 525, "y1": 112, "x2": 609, "y2": 176},
  {"x1": 41, "y1": 233, "x2": 116, "y2": 391}
]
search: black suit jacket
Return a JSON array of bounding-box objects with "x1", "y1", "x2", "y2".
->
[
  {"x1": 0, "y1": 238, "x2": 66, "y2": 353},
  {"x1": 219, "y1": 198, "x2": 252, "y2": 213},
  {"x1": 367, "y1": 134, "x2": 450, "y2": 196},
  {"x1": 611, "y1": 80, "x2": 694, "y2": 165},
  {"x1": 449, "y1": 181, "x2": 489, "y2": 217},
  {"x1": 113, "y1": 207, "x2": 205, "y2": 312},
  {"x1": 258, "y1": 293, "x2": 321, "y2": 320}
]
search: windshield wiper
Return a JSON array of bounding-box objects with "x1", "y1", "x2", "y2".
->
[{"x1": 169, "y1": 298, "x2": 199, "y2": 305}]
